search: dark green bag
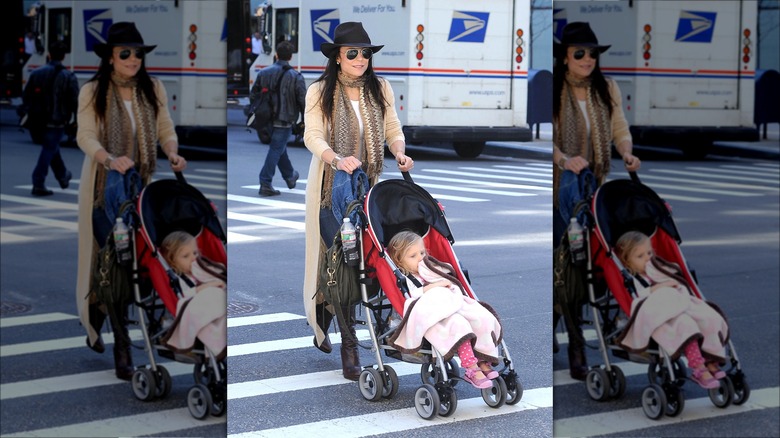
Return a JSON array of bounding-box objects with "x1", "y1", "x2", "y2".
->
[
  {"x1": 318, "y1": 234, "x2": 362, "y2": 309},
  {"x1": 90, "y1": 235, "x2": 133, "y2": 317},
  {"x1": 553, "y1": 234, "x2": 588, "y2": 311}
]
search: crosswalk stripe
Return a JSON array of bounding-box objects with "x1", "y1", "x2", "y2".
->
[
  {"x1": 229, "y1": 330, "x2": 372, "y2": 357},
  {"x1": 227, "y1": 231, "x2": 265, "y2": 243},
  {"x1": 652, "y1": 193, "x2": 715, "y2": 203},
  {"x1": 0, "y1": 231, "x2": 35, "y2": 243},
  {"x1": 0, "y1": 361, "x2": 194, "y2": 400},
  {"x1": 458, "y1": 166, "x2": 553, "y2": 178},
  {"x1": 638, "y1": 174, "x2": 779, "y2": 192},
  {"x1": 423, "y1": 169, "x2": 551, "y2": 185},
  {"x1": 719, "y1": 164, "x2": 780, "y2": 173},
  {"x1": 0, "y1": 211, "x2": 78, "y2": 231},
  {"x1": 155, "y1": 171, "x2": 227, "y2": 182},
  {"x1": 228, "y1": 313, "x2": 305, "y2": 328},
  {"x1": 651, "y1": 169, "x2": 780, "y2": 186},
  {"x1": 686, "y1": 166, "x2": 780, "y2": 178},
  {"x1": 227, "y1": 211, "x2": 304, "y2": 231},
  {"x1": 388, "y1": 180, "x2": 538, "y2": 197},
  {"x1": 0, "y1": 312, "x2": 78, "y2": 328},
  {"x1": 228, "y1": 361, "x2": 423, "y2": 400},
  {"x1": 0, "y1": 330, "x2": 145, "y2": 357},
  {"x1": 0, "y1": 194, "x2": 78, "y2": 210},
  {"x1": 3, "y1": 407, "x2": 225, "y2": 437},
  {"x1": 632, "y1": 182, "x2": 762, "y2": 197},
  {"x1": 553, "y1": 387, "x2": 779, "y2": 438},
  {"x1": 495, "y1": 164, "x2": 553, "y2": 173},
  {"x1": 227, "y1": 387, "x2": 552, "y2": 438},
  {"x1": 554, "y1": 362, "x2": 650, "y2": 387},
  {"x1": 228, "y1": 194, "x2": 306, "y2": 210},
  {"x1": 390, "y1": 172, "x2": 553, "y2": 192}
]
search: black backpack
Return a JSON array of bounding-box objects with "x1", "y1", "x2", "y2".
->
[
  {"x1": 246, "y1": 65, "x2": 292, "y2": 143},
  {"x1": 21, "y1": 65, "x2": 77, "y2": 129}
]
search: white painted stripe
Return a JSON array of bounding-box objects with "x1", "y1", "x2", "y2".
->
[
  {"x1": 638, "y1": 174, "x2": 779, "y2": 192},
  {"x1": 228, "y1": 330, "x2": 372, "y2": 357},
  {"x1": 227, "y1": 231, "x2": 265, "y2": 243},
  {"x1": 387, "y1": 180, "x2": 538, "y2": 197},
  {"x1": 424, "y1": 169, "x2": 551, "y2": 185},
  {"x1": 650, "y1": 169, "x2": 780, "y2": 186},
  {"x1": 0, "y1": 362, "x2": 194, "y2": 400},
  {"x1": 228, "y1": 387, "x2": 552, "y2": 438},
  {"x1": 0, "y1": 330, "x2": 145, "y2": 357},
  {"x1": 389, "y1": 172, "x2": 553, "y2": 192},
  {"x1": 495, "y1": 164, "x2": 553, "y2": 172},
  {"x1": 653, "y1": 193, "x2": 714, "y2": 203},
  {"x1": 425, "y1": 193, "x2": 487, "y2": 202},
  {"x1": 12, "y1": 184, "x2": 224, "y2": 203},
  {"x1": 0, "y1": 211, "x2": 78, "y2": 231},
  {"x1": 0, "y1": 312, "x2": 78, "y2": 328},
  {"x1": 193, "y1": 168, "x2": 228, "y2": 175},
  {"x1": 0, "y1": 194, "x2": 78, "y2": 210},
  {"x1": 0, "y1": 231, "x2": 35, "y2": 243},
  {"x1": 228, "y1": 212, "x2": 304, "y2": 231},
  {"x1": 241, "y1": 185, "x2": 307, "y2": 196},
  {"x1": 4, "y1": 407, "x2": 225, "y2": 437},
  {"x1": 228, "y1": 313, "x2": 305, "y2": 328},
  {"x1": 687, "y1": 166, "x2": 780, "y2": 178},
  {"x1": 632, "y1": 182, "x2": 762, "y2": 197},
  {"x1": 228, "y1": 194, "x2": 306, "y2": 210},
  {"x1": 719, "y1": 164, "x2": 780, "y2": 173},
  {"x1": 458, "y1": 166, "x2": 553, "y2": 178},
  {"x1": 455, "y1": 232, "x2": 550, "y2": 246},
  {"x1": 553, "y1": 387, "x2": 780, "y2": 438},
  {"x1": 155, "y1": 172, "x2": 227, "y2": 182},
  {"x1": 228, "y1": 361, "x2": 423, "y2": 400},
  {"x1": 554, "y1": 362, "x2": 650, "y2": 387}
]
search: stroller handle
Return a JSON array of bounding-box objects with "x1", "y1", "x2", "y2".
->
[
  {"x1": 628, "y1": 171, "x2": 640, "y2": 184},
  {"x1": 174, "y1": 171, "x2": 186, "y2": 184},
  {"x1": 401, "y1": 171, "x2": 413, "y2": 184}
]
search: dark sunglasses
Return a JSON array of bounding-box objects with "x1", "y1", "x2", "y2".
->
[
  {"x1": 118, "y1": 48, "x2": 145, "y2": 60},
  {"x1": 343, "y1": 48, "x2": 373, "y2": 60},
  {"x1": 573, "y1": 48, "x2": 599, "y2": 60}
]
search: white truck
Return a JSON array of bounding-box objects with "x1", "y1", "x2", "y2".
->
[
  {"x1": 554, "y1": 0, "x2": 759, "y2": 158},
  {"x1": 249, "y1": 0, "x2": 533, "y2": 158},
  {"x1": 23, "y1": 0, "x2": 227, "y2": 146}
]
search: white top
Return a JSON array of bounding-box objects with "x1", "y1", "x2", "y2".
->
[
  {"x1": 577, "y1": 99, "x2": 593, "y2": 158},
  {"x1": 350, "y1": 99, "x2": 365, "y2": 158},
  {"x1": 123, "y1": 100, "x2": 137, "y2": 135},
  {"x1": 251, "y1": 36, "x2": 262, "y2": 55}
]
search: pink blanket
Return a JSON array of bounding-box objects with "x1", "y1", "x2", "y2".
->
[
  {"x1": 616, "y1": 258, "x2": 729, "y2": 362},
  {"x1": 387, "y1": 257, "x2": 502, "y2": 363}
]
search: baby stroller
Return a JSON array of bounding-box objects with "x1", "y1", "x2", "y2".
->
[
  {"x1": 580, "y1": 172, "x2": 748, "y2": 419},
  {"x1": 353, "y1": 173, "x2": 522, "y2": 419},
  {"x1": 128, "y1": 172, "x2": 227, "y2": 420}
]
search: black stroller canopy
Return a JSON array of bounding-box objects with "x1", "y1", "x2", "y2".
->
[
  {"x1": 366, "y1": 179, "x2": 452, "y2": 247},
  {"x1": 594, "y1": 178, "x2": 680, "y2": 248},
  {"x1": 139, "y1": 179, "x2": 226, "y2": 248}
]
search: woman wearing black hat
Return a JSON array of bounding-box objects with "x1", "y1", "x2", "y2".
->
[
  {"x1": 301, "y1": 22, "x2": 414, "y2": 381},
  {"x1": 75, "y1": 22, "x2": 187, "y2": 380},
  {"x1": 552, "y1": 22, "x2": 641, "y2": 381}
]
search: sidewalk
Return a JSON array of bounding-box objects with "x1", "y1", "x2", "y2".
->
[{"x1": 711, "y1": 125, "x2": 779, "y2": 160}]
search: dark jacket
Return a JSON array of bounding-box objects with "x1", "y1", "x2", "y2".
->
[
  {"x1": 22, "y1": 60, "x2": 79, "y2": 127},
  {"x1": 250, "y1": 60, "x2": 306, "y2": 125}
]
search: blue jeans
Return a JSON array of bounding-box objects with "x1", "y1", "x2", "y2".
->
[
  {"x1": 32, "y1": 127, "x2": 67, "y2": 187},
  {"x1": 259, "y1": 126, "x2": 294, "y2": 186}
]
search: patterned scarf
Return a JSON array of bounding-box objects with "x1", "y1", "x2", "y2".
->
[
  {"x1": 320, "y1": 71, "x2": 385, "y2": 207},
  {"x1": 94, "y1": 72, "x2": 157, "y2": 206},
  {"x1": 553, "y1": 71, "x2": 611, "y2": 206}
]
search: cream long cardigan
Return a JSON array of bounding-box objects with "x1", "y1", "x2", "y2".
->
[
  {"x1": 75, "y1": 78, "x2": 177, "y2": 346},
  {"x1": 302, "y1": 78, "x2": 405, "y2": 346}
]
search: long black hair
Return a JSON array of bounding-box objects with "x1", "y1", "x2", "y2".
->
[
  {"x1": 312, "y1": 51, "x2": 388, "y2": 124},
  {"x1": 552, "y1": 52, "x2": 613, "y2": 121},
  {"x1": 86, "y1": 54, "x2": 160, "y2": 123}
]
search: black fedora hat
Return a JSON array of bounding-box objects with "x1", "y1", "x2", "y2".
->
[
  {"x1": 553, "y1": 22, "x2": 610, "y2": 58},
  {"x1": 320, "y1": 22, "x2": 383, "y2": 58},
  {"x1": 94, "y1": 22, "x2": 156, "y2": 59}
]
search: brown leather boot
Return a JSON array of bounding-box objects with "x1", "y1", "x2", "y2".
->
[
  {"x1": 313, "y1": 302, "x2": 334, "y2": 354},
  {"x1": 86, "y1": 302, "x2": 107, "y2": 354},
  {"x1": 111, "y1": 305, "x2": 134, "y2": 381},
  {"x1": 565, "y1": 303, "x2": 588, "y2": 380},
  {"x1": 337, "y1": 305, "x2": 360, "y2": 381}
]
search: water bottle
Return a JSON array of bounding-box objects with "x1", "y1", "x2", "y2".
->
[
  {"x1": 112, "y1": 217, "x2": 132, "y2": 265},
  {"x1": 567, "y1": 217, "x2": 586, "y2": 265},
  {"x1": 340, "y1": 217, "x2": 359, "y2": 267}
]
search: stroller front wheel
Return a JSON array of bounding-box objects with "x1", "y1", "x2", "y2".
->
[
  {"x1": 585, "y1": 368, "x2": 611, "y2": 402},
  {"x1": 187, "y1": 384, "x2": 213, "y2": 420},
  {"x1": 481, "y1": 375, "x2": 507, "y2": 409},
  {"x1": 414, "y1": 384, "x2": 440, "y2": 420},
  {"x1": 641, "y1": 384, "x2": 667, "y2": 420},
  {"x1": 358, "y1": 368, "x2": 384, "y2": 402},
  {"x1": 131, "y1": 368, "x2": 157, "y2": 402},
  {"x1": 708, "y1": 375, "x2": 734, "y2": 409}
]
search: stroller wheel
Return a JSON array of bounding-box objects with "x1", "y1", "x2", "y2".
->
[
  {"x1": 481, "y1": 374, "x2": 507, "y2": 409},
  {"x1": 414, "y1": 384, "x2": 440, "y2": 420},
  {"x1": 436, "y1": 384, "x2": 458, "y2": 417},
  {"x1": 585, "y1": 368, "x2": 611, "y2": 402},
  {"x1": 663, "y1": 384, "x2": 685, "y2": 417},
  {"x1": 131, "y1": 368, "x2": 157, "y2": 402},
  {"x1": 187, "y1": 384, "x2": 213, "y2": 420},
  {"x1": 641, "y1": 384, "x2": 667, "y2": 420},
  {"x1": 358, "y1": 368, "x2": 383, "y2": 402},
  {"x1": 607, "y1": 366, "x2": 626, "y2": 400},
  {"x1": 381, "y1": 365, "x2": 399, "y2": 399},
  {"x1": 730, "y1": 372, "x2": 750, "y2": 405},
  {"x1": 502, "y1": 372, "x2": 524, "y2": 405},
  {"x1": 708, "y1": 375, "x2": 734, "y2": 409},
  {"x1": 155, "y1": 365, "x2": 172, "y2": 399}
]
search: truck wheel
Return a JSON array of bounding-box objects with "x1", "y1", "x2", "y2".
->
[
  {"x1": 682, "y1": 142, "x2": 711, "y2": 160},
  {"x1": 453, "y1": 142, "x2": 484, "y2": 158}
]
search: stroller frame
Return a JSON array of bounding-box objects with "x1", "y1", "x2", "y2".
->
[
  {"x1": 580, "y1": 173, "x2": 749, "y2": 419},
  {"x1": 351, "y1": 173, "x2": 523, "y2": 419}
]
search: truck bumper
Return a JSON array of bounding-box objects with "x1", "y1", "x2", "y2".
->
[{"x1": 402, "y1": 126, "x2": 533, "y2": 143}]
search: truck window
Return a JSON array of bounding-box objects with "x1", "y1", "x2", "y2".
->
[
  {"x1": 275, "y1": 8, "x2": 299, "y2": 53},
  {"x1": 47, "y1": 8, "x2": 72, "y2": 54}
]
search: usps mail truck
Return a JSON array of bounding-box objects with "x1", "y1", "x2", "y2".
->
[
  {"x1": 249, "y1": 0, "x2": 533, "y2": 158},
  {"x1": 23, "y1": 0, "x2": 227, "y2": 146},
  {"x1": 554, "y1": 0, "x2": 759, "y2": 158}
]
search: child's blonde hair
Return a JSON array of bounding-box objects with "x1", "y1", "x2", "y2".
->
[
  {"x1": 387, "y1": 230, "x2": 423, "y2": 274},
  {"x1": 615, "y1": 231, "x2": 651, "y2": 270},
  {"x1": 160, "y1": 230, "x2": 196, "y2": 272}
]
